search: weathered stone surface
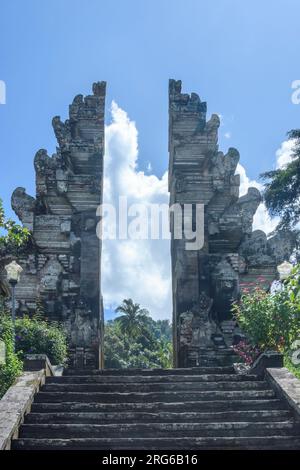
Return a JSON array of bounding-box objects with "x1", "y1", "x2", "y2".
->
[
  {"x1": 0, "y1": 83, "x2": 106, "y2": 368},
  {"x1": 266, "y1": 367, "x2": 300, "y2": 420},
  {"x1": 168, "y1": 79, "x2": 295, "y2": 367},
  {"x1": 0, "y1": 370, "x2": 46, "y2": 450}
]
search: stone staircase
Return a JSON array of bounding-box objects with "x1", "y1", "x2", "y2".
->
[{"x1": 12, "y1": 366, "x2": 300, "y2": 450}]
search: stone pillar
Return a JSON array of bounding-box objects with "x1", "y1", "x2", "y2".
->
[
  {"x1": 168, "y1": 79, "x2": 263, "y2": 367},
  {"x1": 1, "y1": 83, "x2": 106, "y2": 368}
]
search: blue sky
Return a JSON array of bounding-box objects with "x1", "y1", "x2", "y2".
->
[{"x1": 1, "y1": 0, "x2": 299, "y2": 319}]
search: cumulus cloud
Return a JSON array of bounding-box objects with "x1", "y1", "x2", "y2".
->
[
  {"x1": 101, "y1": 102, "x2": 293, "y2": 320},
  {"x1": 146, "y1": 162, "x2": 153, "y2": 173},
  {"x1": 236, "y1": 163, "x2": 278, "y2": 234},
  {"x1": 235, "y1": 137, "x2": 296, "y2": 235},
  {"x1": 102, "y1": 102, "x2": 171, "y2": 320},
  {"x1": 276, "y1": 138, "x2": 296, "y2": 169}
]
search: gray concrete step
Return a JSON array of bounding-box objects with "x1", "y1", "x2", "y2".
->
[
  {"x1": 19, "y1": 421, "x2": 300, "y2": 439},
  {"x1": 25, "y1": 409, "x2": 292, "y2": 424},
  {"x1": 30, "y1": 398, "x2": 288, "y2": 413},
  {"x1": 41, "y1": 380, "x2": 269, "y2": 393},
  {"x1": 12, "y1": 367, "x2": 300, "y2": 450},
  {"x1": 12, "y1": 436, "x2": 300, "y2": 450},
  {"x1": 47, "y1": 373, "x2": 259, "y2": 384},
  {"x1": 64, "y1": 366, "x2": 235, "y2": 376},
  {"x1": 34, "y1": 389, "x2": 276, "y2": 403}
]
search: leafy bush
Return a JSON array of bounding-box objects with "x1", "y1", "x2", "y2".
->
[
  {"x1": 232, "y1": 265, "x2": 300, "y2": 367},
  {"x1": 0, "y1": 312, "x2": 23, "y2": 398},
  {"x1": 15, "y1": 315, "x2": 68, "y2": 365},
  {"x1": 0, "y1": 307, "x2": 68, "y2": 397}
]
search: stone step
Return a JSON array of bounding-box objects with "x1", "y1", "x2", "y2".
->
[
  {"x1": 30, "y1": 398, "x2": 287, "y2": 413},
  {"x1": 41, "y1": 380, "x2": 269, "y2": 393},
  {"x1": 13, "y1": 365, "x2": 299, "y2": 450},
  {"x1": 19, "y1": 421, "x2": 300, "y2": 439},
  {"x1": 25, "y1": 409, "x2": 292, "y2": 424},
  {"x1": 63, "y1": 366, "x2": 235, "y2": 376},
  {"x1": 12, "y1": 435, "x2": 300, "y2": 450},
  {"x1": 47, "y1": 374, "x2": 259, "y2": 384},
  {"x1": 34, "y1": 389, "x2": 276, "y2": 403}
]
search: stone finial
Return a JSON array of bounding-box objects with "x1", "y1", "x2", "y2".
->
[
  {"x1": 52, "y1": 116, "x2": 71, "y2": 147},
  {"x1": 92, "y1": 81, "x2": 106, "y2": 96},
  {"x1": 34, "y1": 149, "x2": 56, "y2": 172},
  {"x1": 205, "y1": 114, "x2": 220, "y2": 133},
  {"x1": 11, "y1": 187, "x2": 35, "y2": 229},
  {"x1": 224, "y1": 148, "x2": 240, "y2": 174},
  {"x1": 169, "y1": 79, "x2": 182, "y2": 96}
]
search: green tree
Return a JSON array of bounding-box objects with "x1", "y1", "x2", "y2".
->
[
  {"x1": 156, "y1": 339, "x2": 173, "y2": 369},
  {"x1": 0, "y1": 198, "x2": 31, "y2": 253},
  {"x1": 115, "y1": 298, "x2": 150, "y2": 338},
  {"x1": 104, "y1": 304, "x2": 173, "y2": 369},
  {"x1": 261, "y1": 129, "x2": 300, "y2": 230},
  {"x1": 0, "y1": 197, "x2": 31, "y2": 298},
  {"x1": 104, "y1": 321, "x2": 129, "y2": 368},
  {"x1": 155, "y1": 319, "x2": 172, "y2": 341}
]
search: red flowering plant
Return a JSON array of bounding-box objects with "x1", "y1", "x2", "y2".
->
[
  {"x1": 232, "y1": 340, "x2": 261, "y2": 366},
  {"x1": 232, "y1": 268, "x2": 300, "y2": 365},
  {"x1": 239, "y1": 276, "x2": 269, "y2": 295}
]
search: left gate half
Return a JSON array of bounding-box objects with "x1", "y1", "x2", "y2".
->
[{"x1": 0, "y1": 82, "x2": 106, "y2": 369}]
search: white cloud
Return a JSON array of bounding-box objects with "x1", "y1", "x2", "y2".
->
[
  {"x1": 102, "y1": 103, "x2": 292, "y2": 319},
  {"x1": 236, "y1": 136, "x2": 297, "y2": 234},
  {"x1": 236, "y1": 163, "x2": 262, "y2": 197},
  {"x1": 237, "y1": 137, "x2": 296, "y2": 235},
  {"x1": 224, "y1": 132, "x2": 231, "y2": 139},
  {"x1": 276, "y1": 138, "x2": 296, "y2": 169},
  {"x1": 236, "y1": 163, "x2": 278, "y2": 234},
  {"x1": 102, "y1": 102, "x2": 171, "y2": 320}
]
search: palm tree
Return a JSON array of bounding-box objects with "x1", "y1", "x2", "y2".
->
[{"x1": 115, "y1": 298, "x2": 149, "y2": 339}]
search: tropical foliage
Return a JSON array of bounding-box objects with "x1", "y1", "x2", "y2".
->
[
  {"x1": 14, "y1": 314, "x2": 68, "y2": 365},
  {"x1": 0, "y1": 198, "x2": 31, "y2": 254},
  {"x1": 115, "y1": 298, "x2": 150, "y2": 338},
  {"x1": 105, "y1": 299, "x2": 172, "y2": 368},
  {"x1": 232, "y1": 265, "x2": 300, "y2": 370},
  {"x1": 0, "y1": 310, "x2": 23, "y2": 398},
  {"x1": 261, "y1": 129, "x2": 300, "y2": 231},
  {"x1": 0, "y1": 305, "x2": 68, "y2": 397}
]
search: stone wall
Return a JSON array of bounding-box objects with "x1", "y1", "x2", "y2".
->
[{"x1": 0, "y1": 82, "x2": 106, "y2": 368}]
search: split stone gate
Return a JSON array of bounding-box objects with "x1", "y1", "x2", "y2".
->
[{"x1": 0, "y1": 81, "x2": 295, "y2": 368}]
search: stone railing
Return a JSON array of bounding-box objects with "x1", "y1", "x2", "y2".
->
[
  {"x1": 266, "y1": 367, "x2": 300, "y2": 421},
  {"x1": 234, "y1": 351, "x2": 300, "y2": 420},
  {"x1": 0, "y1": 354, "x2": 55, "y2": 450}
]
